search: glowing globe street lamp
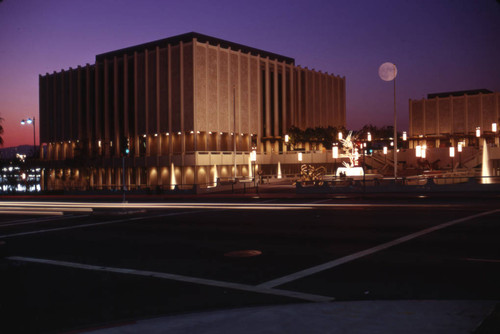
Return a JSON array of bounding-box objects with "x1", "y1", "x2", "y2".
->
[
  {"x1": 251, "y1": 150, "x2": 257, "y2": 188},
  {"x1": 449, "y1": 146, "x2": 455, "y2": 172},
  {"x1": 332, "y1": 145, "x2": 339, "y2": 175},
  {"x1": 492, "y1": 123, "x2": 498, "y2": 146},
  {"x1": 458, "y1": 142, "x2": 463, "y2": 168},
  {"x1": 476, "y1": 127, "x2": 481, "y2": 148}
]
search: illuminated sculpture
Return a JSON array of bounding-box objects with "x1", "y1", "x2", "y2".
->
[
  {"x1": 339, "y1": 131, "x2": 359, "y2": 168},
  {"x1": 336, "y1": 131, "x2": 364, "y2": 177}
]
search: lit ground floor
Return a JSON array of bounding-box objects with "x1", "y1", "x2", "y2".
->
[{"x1": 38, "y1": 146, "x2": 500, "y2": 191}]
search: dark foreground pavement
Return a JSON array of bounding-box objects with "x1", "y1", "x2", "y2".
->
[{"x1": 83, "y1": 300, "x2": 498, "y2": 334}]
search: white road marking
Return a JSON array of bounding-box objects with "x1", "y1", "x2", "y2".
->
[
  {"x1": 0, "y1": 214, "x2": 89, "y2": 227},
  {"x1": 464, "y1": 258, "x2": 500, "y2": 263},
  {"x1": 0, "y1": 215, "x2": 67, "y2": 225},
  {"x1": 0, "y1": 210, "x2": 207, "y2": 239},
  {"x1": 257, "y1": 209, "x2": 500, "y2": 289},
  {"x1": 7, "y1": 256, "x2": 333, "y2": 303}
]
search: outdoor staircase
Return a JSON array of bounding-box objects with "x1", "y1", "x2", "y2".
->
[
  {"x1": 366, "y1": 153, "x2": 394, "y2": 175},
  {"x1": 461, "y1": 149, "x2": 482, "y2": 169}
]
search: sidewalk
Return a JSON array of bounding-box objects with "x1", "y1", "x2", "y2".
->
[{"x1": 83, "y1": 300, "x2": 497, "y2": 334}]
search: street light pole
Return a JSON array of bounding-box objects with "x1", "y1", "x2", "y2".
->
[
  {"x1": 21, "y1": 117, "x2": 36, "y2": 157},
  {"x1": 449, "y1": 146, "x2": 455, "y2": 172},
  {"x1": 233, "y1": 86, "x2": 237, "y2": 181},
  {"x1": 362, "y1": 142, "x2": 366, "y2": 190},
  {"x1": 393, "y1": 76, "x2": 397, "y2": 181},
  {"x1": 251, "y1": 149, "x2": 257, "y2": 189},
  {"x1": 379, "y1": 62, "x2": 398, "y2": 181},
  {"x1": 458, "y1": 142, "x2": 462, "y2": 168},
  {"x1": 332, "y1": 145, "x2": 338, "y2": 177}
]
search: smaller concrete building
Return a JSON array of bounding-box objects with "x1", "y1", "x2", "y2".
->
[{"x1": 409, "y1": 89, "x2": 500, "y2": 149}]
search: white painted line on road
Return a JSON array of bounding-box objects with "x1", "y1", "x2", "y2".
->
[
  {"x1": 464, "y1": 258, "x2": 500, "y2": 263},
  {"x1": 0, "y1": 215, "x2": 68, "y2": 225},
  {"x1": 0, "y1": 210, "x2": 208, "y2": 239},
  {"x1": 257, "y1": 209, "x2": 500, "y2": 289},
  {"x1": 7, "y1": 256, "x2": 333, "y2": 303},
  {"x1": 0, "y1": 214, "x2": 89, "y2": 227},
  {"x1": 1, "y1": 216, "x2": 66, "y2": 226}
]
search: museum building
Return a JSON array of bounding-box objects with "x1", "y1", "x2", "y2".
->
[{"x1": 39, "y1": 32, "x2": 346, "y2": 190}]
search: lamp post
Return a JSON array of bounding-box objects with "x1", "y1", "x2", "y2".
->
[
  {"x1": 20, "y1": 117, "x2": 36, "y2": 157},
  {"x1": 449, "y1": 146, "x2": 455, "y2": 172},
  {"x1": 297, "y1": 152, "x2": 303, "y2": 182},
  {"x1": 233, "y1": 86, "x2": 237, "y2": 181},
  {"x1": 251, "y1": 149, "x2": 257, "y2": 188},
  {"x1": 457, "y1": 142, "x2": 463, "y2": 168},
  {"x1": 379, "y1": 62, "x2": 398, "y2": 181},
  {"x1": 332, "y1": 145, "x2": 338, "y2": 177},
  {"x1": 362, "y1": 142, "x2": 366, "y2": 189},
  {"x1": 492, "y1": 123, "x2": 498, "y2": 147}
]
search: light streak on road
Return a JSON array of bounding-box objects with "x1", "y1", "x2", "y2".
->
[
  {"x1": 0, "y1": 210, "x2": 64, "y2": 216},
  {"x1": 0, "y1": 201, "x2": 459, "y2": 212},
  {"x1": 0, "y1": 201, "x2": 311, "y2": 211}
]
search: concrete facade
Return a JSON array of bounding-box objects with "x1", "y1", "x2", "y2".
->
[
  {"x1": 39, "y1": 32, "x2": 346, "y2": 191},
  {"x1": 409, "y1": 90, "x2": 500, "y2": 149}
]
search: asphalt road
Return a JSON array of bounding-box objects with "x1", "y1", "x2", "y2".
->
[{"x1": 1, "y1": 195, "x2": 499, "y2": 333}]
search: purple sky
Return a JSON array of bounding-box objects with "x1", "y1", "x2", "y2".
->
[{"x1": 1, "y1": 0, "x2": 499, "y2": 148}]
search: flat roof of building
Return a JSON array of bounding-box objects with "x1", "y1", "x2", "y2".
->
[
  {"x1": 96, "y1": 32, "x2": 295, "y2": 65},
  {"x1": 427, "y1": 89, "x2": 493, "y2": 99}
]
